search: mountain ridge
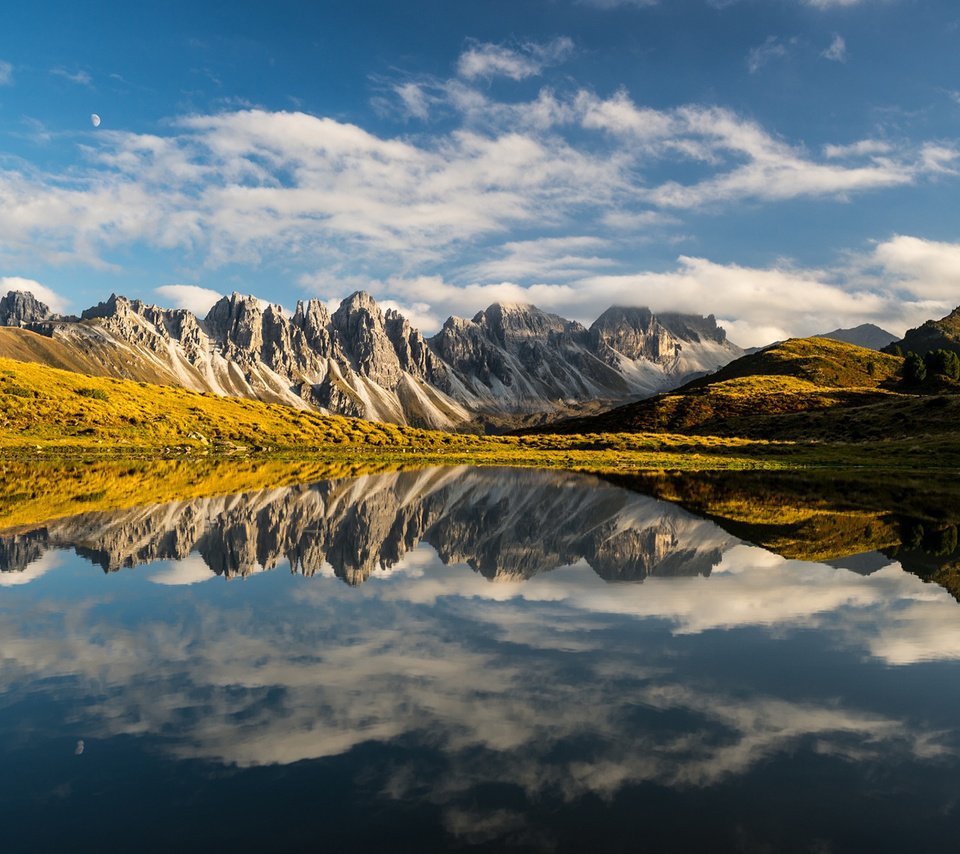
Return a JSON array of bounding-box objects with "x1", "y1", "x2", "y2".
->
[
  {"x1": 818, "y1": 323, "x2": 897, "y2": 351},
  {"x1": 884, "y1": 306, "x2": 960, "y2": 357},
  {"x1": 0, "y1": 288, "x2": 743, "y2": 429}
]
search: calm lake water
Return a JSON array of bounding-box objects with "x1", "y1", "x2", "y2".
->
[{"x1": 2, "y1": 466, "x2": 960, "y2": 852}]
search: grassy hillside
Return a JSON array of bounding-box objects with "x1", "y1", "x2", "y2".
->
[
  {"x1": 2, "y1": 352, "x2": 960, "y2": 472},
  {"x1": 0, "y1": 354, "x2": 806, "y2": 469},
  {"x1": 0, "y1": 326, "x2": 195, "y2": 387},
  {"x1": 529, "y1": 337, "x2": 960, "y2": 441},
  {"x1": 683, "y1": 336, "x2": 903, "y2": 389}
]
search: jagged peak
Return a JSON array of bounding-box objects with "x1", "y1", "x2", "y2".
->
[
  {"x1": 204, "y1": 292, "x2": 269, "y2": 323},
  {"x1": 332, "y1": 290, "x2": 387, "y2": 329},
  {"x1": 590, "y1": 304, "x2": 731, "y2": 346},
  {"x1": 81, "y1": 293, "x2": 137, "y2": 320},
  {"x1": 2, "y1": 288, "x2": 48, "y2": 307},
  {"x1": 0, "y1": 290, "x2": 52, "y2": 326},
  {"x1": 292, "y1": 297, "x2": 331, "y2": 323},
  {"x1": 335, "y1": 290, "x2": 383, "y2": 314},
  {"x1": 591, "y1": 305, "x2": 655, "y2": 328}
]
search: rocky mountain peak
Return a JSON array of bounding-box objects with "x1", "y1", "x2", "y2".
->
[
  {"x1": 202, "y1": 292, "x2": 303, "y2": 374},
  {"x1": 204, "y1": 292, "x2": 264, "y2": 331},
  {"x1": 330, "y1": 290, "x2": 403, "y2": 386},
  {"x1": 472, "y1": 302, "x2": 581, "y2": 348},
  {"x1": 589, "y1": 305, "x2": 679, "y2": 363},
  {"x1": 80, "y1": 293, "x2": 132, "y2": 321},
  {"x1": 656, "y1": 312, "x2": 728, "y2": 345},
  {"x1": 0, "y1": 290, "x2": 51, "y2": 326}
]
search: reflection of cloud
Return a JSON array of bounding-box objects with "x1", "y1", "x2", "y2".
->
[
  {"x1": 301, "y1": 545, "x2": 960, "y2": 668},
  {"x1": 147, "y1": 554, "x2": 216, "y2": 586},
  {"x1": 0, "y1": 552, "x2": 62, "y2": 586},
  {"x1": 0, "y1": 548, "x2": 955, "y2": 807}
]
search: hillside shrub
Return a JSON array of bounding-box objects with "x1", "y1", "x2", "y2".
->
[
  {"x1": 3, "y1": 385, "x2": 33, "y2": 398},
  {"x1": 923, "y1": 349, "x2": 960, "y2": 380},
  {"x1": 75, "y1": 387, "x2": 109, "y2": 401},
  {"x1": 903, "y1": 353, "x2": 927, "y2": 384}
]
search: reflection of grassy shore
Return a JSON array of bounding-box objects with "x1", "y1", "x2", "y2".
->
[
  {"x1": 2, "y1": 355, "x2": 960, "y2": 473},
  {"x1": 603, "y1": 469, "x2": 960, "y2": 599}
]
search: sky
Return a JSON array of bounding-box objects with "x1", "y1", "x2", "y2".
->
[{"x1": 0, "y1": 0, "x2": 958, "y2": 346}]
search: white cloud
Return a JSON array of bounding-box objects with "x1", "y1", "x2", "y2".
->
[
  {"x1": 50, "y1": 66, "x2": 93, "y2": 86},
  {"x1": 148, "y1": 554, "x2": 216, "y2": 586},
  {"x1": 574, "y1": 93, "x2": 919, "y2": 207},
  {"x1": 0, "y1": 60, "x2": 12, "y2": 86},
  {"x1": 0, "y1": 73, "x2": 952, "y2": 311},
  {"x1": 342, "y1": 241, "x2": 954, "y2": 346},
  {"x1": 0, "y1": 276, "x2": 69, "y2": 313},
  {"x1": 463, "y1": 236, "x2": 617, "y2": 282},
  {"x1": 154, "y1": 284, "x2": 224, "y2": 316},
  {"x1": 394, "y1": 81, "x2": 431, "y2": 120},
  {"x1": 822, "y1": 34, "x2": 848, "y2": 62},
  {"x1": 747, "y1": 36, "x2": 790, "y2": 74},
  {"x1": 872, "y1": 235, "x2": 960, "y2": 302},
  {"x1": 457, "y1": 37, "x2": 574, "y2": 81},
  {"x1": 0, "y1": 553, "x2": 61, "y2": 586},
  {"x1": 823, "y1": 139, "x2": 892, "y2": 158},
  {"x1": 918, "y1": 144, "x2": 960, "y2": 175},
  {"x1": 377, "y1": 299, "x2": 442, "y2": 332}
]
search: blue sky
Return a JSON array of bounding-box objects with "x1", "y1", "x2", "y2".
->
[{"x1": 1, "y1": 0, "x2": 958, "y2": 345}]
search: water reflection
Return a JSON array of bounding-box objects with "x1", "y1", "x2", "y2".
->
[
  {"x1": 0, "y1": 468, "x2": 735, "y2": 585},
  {"x1": 1, "y1": 467, "x2": 960, "y2": 851}
]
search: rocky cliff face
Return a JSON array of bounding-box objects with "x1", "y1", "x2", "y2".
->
[
  {"x1": 0, "y1": 291, "x2": 52, "y2": 326},
  {"x1": 1, "y1": 287, "x2": 742, "y2": 427},
  {"x1": 429, "y1": 302, "x2": 742, "y2": 415},
  {"x1": 0, "y1": 469, "x2": 737, "y2": 586}
]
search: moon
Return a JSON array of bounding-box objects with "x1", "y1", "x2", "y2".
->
[{"x1": 90, "y1": 113, "x2": 101, "y2": 128}]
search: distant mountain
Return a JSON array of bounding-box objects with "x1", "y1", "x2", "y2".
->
[
  {"x1": 819, "y1": 323, "x2": 897, "y2": 351},
  {"x1": 884, "y1": 305, "x2": 960, "y2": 357},
  {"x1": 0, "y1": 289, "x2": 742, "y2": 428},
  {"x1": 523, "y1": 336, "x2": 960, "y2": 441}
]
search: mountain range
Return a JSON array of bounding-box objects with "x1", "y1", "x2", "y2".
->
[{"x1": 0, "y1": 289, "x2": 741, "y2": 429}]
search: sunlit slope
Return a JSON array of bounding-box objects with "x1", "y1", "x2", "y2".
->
[
  {"x1": 532, "y1": 337, "x2": 960, "y2": 440},
  {"x1": 0, "y1": 355, "x2": 789, "y2": 470},
  {"x1": 0, "y1": 355, "x2": 471, "y2": 451},
  {"x1": 0, "y1": 326, "x2": 188, "y2": 386}
]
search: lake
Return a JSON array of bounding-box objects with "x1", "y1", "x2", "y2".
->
[{"x1": 2, "y1": 465, "x2": 959, "y2": 852}]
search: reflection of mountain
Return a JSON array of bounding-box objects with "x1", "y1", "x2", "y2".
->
[{"x1": 0, "y1": 468, "x2": 735, "y2": 585}]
